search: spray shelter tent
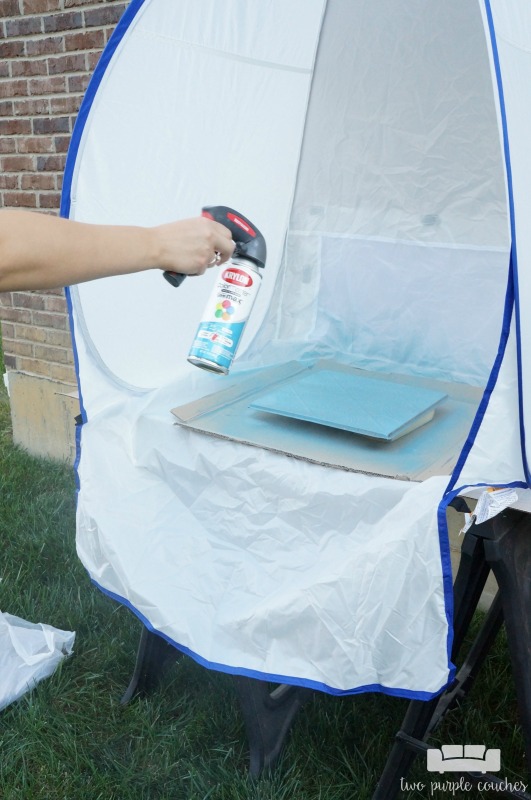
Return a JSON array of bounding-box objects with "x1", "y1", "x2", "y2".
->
[{"x1": 64, "y1": 0, "x2": 531, "y2": 699}]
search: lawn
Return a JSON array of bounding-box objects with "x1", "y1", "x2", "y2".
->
[{"x1": 0, "y1": 379, "x2": 527, "y2": 799}]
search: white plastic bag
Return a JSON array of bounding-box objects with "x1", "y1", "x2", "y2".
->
[{"x1": 0, "y1": 611, "x2": 75, "y2": 712}]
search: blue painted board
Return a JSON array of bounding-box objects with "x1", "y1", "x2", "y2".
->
[{"x1": 249, "y1": 369, "x2": 447, "y2": 441}]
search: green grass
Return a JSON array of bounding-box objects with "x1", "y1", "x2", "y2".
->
[{"x1": 0, "y1": 383, "x2": 528, "y2": 799}]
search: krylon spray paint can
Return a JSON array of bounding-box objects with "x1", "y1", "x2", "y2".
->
[{"x1": 187, "y1": 257, "x2": 263, "y2": 374}]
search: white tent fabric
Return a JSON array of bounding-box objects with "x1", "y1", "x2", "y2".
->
[{"x1": 65, "y1": 0, "x2": 531, "y2": 698}]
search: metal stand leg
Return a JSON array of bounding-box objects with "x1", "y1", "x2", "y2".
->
[
  {"x1": 372, "y1": 522, "x2": 491, "y2": 799},
  {"x1": 121, "y1": 626, "x2": 180, "y2": 704},
  {"x1": 425, "y1": 591, "x2": 504, "y2": 736},
  {"x1": 373, "y1": 508, "x2": 531, "y2": 800},
  {"x1": 121, "y1": 628, "x2": 311, "y2": 776},
  {"x1": 486, "y1": 511, "x2": 531, "y2": 770},
  {"x1": 232, "y1": 677, "x2": 313, "y2": 776}
]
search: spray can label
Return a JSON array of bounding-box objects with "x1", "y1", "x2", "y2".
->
[{"x1": 188, "y1": 262, "x2": 262, "y2": 373}]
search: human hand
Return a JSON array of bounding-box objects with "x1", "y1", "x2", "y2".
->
[{"x1": 152, "y1": 216, "x2": 235, "y2": 276}]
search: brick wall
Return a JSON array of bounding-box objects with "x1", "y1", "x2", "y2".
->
[{"x1": 0, "y1": 0, "x2": 128, "y2": 458}]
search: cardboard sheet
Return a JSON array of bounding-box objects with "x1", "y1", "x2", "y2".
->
[{"x1": 171, "y1": 361, "x2": 482, "y2": 481}]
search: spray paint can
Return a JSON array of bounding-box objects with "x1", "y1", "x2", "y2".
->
[
  {"x1": 185, "y1": 206, "x2": 267, "y2": 374},
  {"x1": 187, "y1": 256, "x2": 263, "y2": 374}
]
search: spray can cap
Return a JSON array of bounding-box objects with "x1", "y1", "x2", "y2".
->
[{"x1": 202, "y1": 206, "x2": 266, "y2": 269}]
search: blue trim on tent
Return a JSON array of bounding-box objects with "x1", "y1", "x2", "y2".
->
[
  {"x1": 483, "y1": 0, "x2": 529, "y2": 485},
  {"x1": 436, "y1": 2, "x2": 530, "y2": 680},
  {"x1": 91, "y1": 576, "x2": 451, "y2": 701},
  {"x1": 443, "y1": 1, "x2": 529, "y2": 499},
  {"x1": 436, "y1": 497, "x2": 457, "y2": 678},
  {"x1": 437, "y1": 477, "x2": 528, "y2": 667},
  {"x1": 444, "y1": 259, "x2": 515, "y2": 495},
  {"x1": 61, "y1": 0, "x2": 148, "y2": 430}
]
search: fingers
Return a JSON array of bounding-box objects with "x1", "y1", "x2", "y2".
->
[
  {"x1": 210, "y1": 220, "x2": 234, "y2": 264},
  {"x1": 153, "y1": 216, "x2": 236, "y2": 276}
]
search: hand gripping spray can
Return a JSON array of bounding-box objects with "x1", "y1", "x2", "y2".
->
[{"x1": 164, "y1": 206, "x2": 266, "y2": 375}]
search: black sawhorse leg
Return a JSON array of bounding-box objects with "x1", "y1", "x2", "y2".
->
[
  {"x1": 121, "y1": 627, "x2": 312, "y2": 774},
  {"x1": 232, "y1": 677, "x2": 313, "y2": 776},
  {"x1": 120, "y1": 626, "x2": 180, "y2": 703},
  {"x1": 372, "y1": 507, "x2": 531, "y2": 799}
]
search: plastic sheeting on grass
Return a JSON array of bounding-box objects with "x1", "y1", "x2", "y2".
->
[{"x1": 0, "y1": 612, "x2": 75, "y2": 712}]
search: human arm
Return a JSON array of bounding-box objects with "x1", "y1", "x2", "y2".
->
[{"x1": 0, "y1": 210, "x2": 235, "y2": 292}]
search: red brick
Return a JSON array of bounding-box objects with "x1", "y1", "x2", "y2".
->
[
  {"x1": 48, "y1": 362, "x2": 76, "y2": 383},
  {"x1": 29, "y1": 76, "x2": 67, "y2": 96},
  {"x1": 34, "y1": 343, "x2": 71, "y2": 363},
  {"x1": 16, "y1": 326, "x2": 72, "y2": 352},
  {"x1": 36, "y1": 154, "x2": 66, "y2": 171},
  {"x1": 33, "y1": 116, "x2": 70, "y2": 134},
  {"x1": 49, "y1": 95, "x2": 80, "y2": 114},
  {"x1": 43, "y1": 294, "x2": 67, "y2": 312},
  {"x1": 13, "y1": 323, "x2": 46, "y2": 343},
  {"x1": 3, "y1": 338, "x2": 34, "y2": 357},
  {"x1": 0, "y1": 0, "x2": 123, "y2": 390},
  {"x1": 31, "y1": 310, "x2": 70, "y2": 329},
  {"x1": 0, "y1": 40, "x2": 26, "y2": 59},
  {"x1": 0, "y1": 100, "x2": 14, "y2": 116},
  {"x1": 0, "y1": 307, "x2": 32, "y2": 325},
  {"x1": 3, "y1": 354, "x2": 16, "y2": 369},
  {"x1": 67, "y1": 74, "x2": 90, "y2": 93},
  {"x1": 2, "y1": 155, "x2": 34, "y2": 171},
  {"x1": 43, "y1": 11, "x2": 83, "y2": 33},
  {"x1": 14, "y1": 98, "x2": 50, "y2": 116},
  {"x1": 48, "y1": 329, "x2": 72, "y2": 349},
  {"x1": 26, "y1": 36, "x2": 64, "y2": 57},
  {"x1": 38, "y1": 192, "x2": 61, "y2": 208},
  {"x1": 47, "y1": 53, "x2": 87, "y2": 74},
  {"x1": 5, "y1": 17, "x2": 43, "y2": 37},
  {"x1": 1, "y1": 322, "x2": 15, "y2": 339},
  {"x1": 64, "y1": 29, "x2": 105, "y2": 51},
  {"x1": 0, "y1": 139, "x2": 16, "y2": 154},
  {"x1": 0, "y1": 118, "x2": 31, "y2": 135},
  {"x1": 17, "y1": 136, "x2": 55, "y2": 154},
  {"x1": 23, "y1": 0, "x2": 61, "y2": 12},
  {"x1": 3, "y1": 192, "x2": 38, "y2": 208},
  {"x1": 11, "y1": 59, "x2": 47, "y2": 78},
  {"x1": 21, "y1": 173, "x2": 55, "y2": 190},
  {"x1": 84, "y1": 5, "x2": 125, "y2": 27},
  {"x1": 53, "y1": 135, "x2": 71, "y2": 153},
  {"x1": 87, "y1": 51, "x2": 101, "y2": 71},
  {"x1": 12, "y1": 292, "x2": 46, "y2": 311},
  {"x1": 0, "y1": 79, "x2": 29, "y2": 99},
  {"x1": 16, "y1": 356, "x2": 51, "y2": 376},
  {"x1": 65, "y1": 0, "x2": 106, "y2": 5},
  {"x1": 0, "y1": 0, "x2": 21, "y2": 15},
  {"x1": 0, "y1": 175, "x2": 19, "y2": 190}
]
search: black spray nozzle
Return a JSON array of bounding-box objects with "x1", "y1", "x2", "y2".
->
[
  {"x1": 163, "y1": 205, "x2": 266, "y2": 288},
  {"x1": 202, "y1": 206, "x2": 266, "y2": 269},
  {"x1": 163, "y1": 270, "x2": 187, "y2": 287}
]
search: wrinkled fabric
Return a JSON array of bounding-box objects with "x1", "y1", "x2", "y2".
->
[
  {"x1": 0, "y1": 612, "x2": 75, "y2": 711},
  {"x1": 76, "y1": 381, "x2": 452, "y2": 694}
]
